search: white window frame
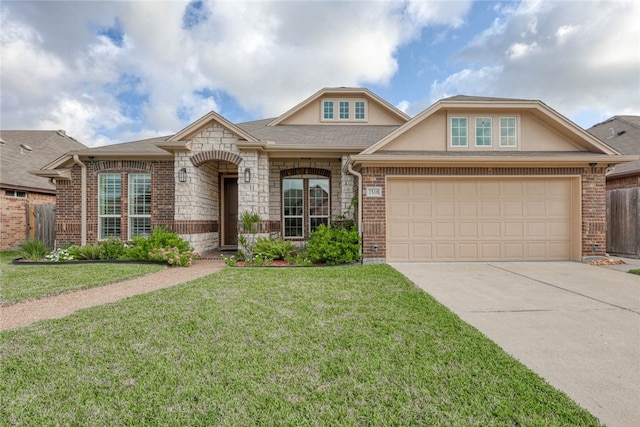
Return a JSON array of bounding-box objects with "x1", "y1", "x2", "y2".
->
[
  {"x1": 98, "y1": 173, "x2": 122, "y2": 240},
  {"x1": 500, "y1": 117, "x2": 518, "y2": 147},
  {"x1": 450, "y1": 117, "x2": 468, "y2": 147},
  {"x1": 128, "y1": 173, "x2": 151, "y2": 240},
  {"x1": 323, "y1": 100, "x2": 334, "y2": 120},
  {"x1": 5, "y1": 190, "x2": 27, "y2": 198},
  {"x1": 339, "y1": 101, "x2": 350, "y2": 120},
  {"x1": 475, "y1": 117, "x2": 492, "y2": 147},
  {"x1": 354, "y1": 100, "x2": 366, "y2": 120},
  {"x1": 308, "y1": 178, "x2": 330, "y2": 233},
  {"x1": 283, "y1": 178, "x2": 304, "y2": 238}
]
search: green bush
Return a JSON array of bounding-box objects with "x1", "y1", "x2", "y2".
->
[
  {"x1": 253, "y1": 237, "x2": 299, "y2": 260},
  {"x1": 68, "y1": 243, "x2": 102, "y2": 260},
  {"x1": 99, "y1": 237, "x2": 128, "y2": 260},
  {"x1": 20, "y1": 239, "x2": 49, "y2": 261},
  {"x1": 305, "y1": 224, "x2": 361, "y2": 265},
  {"x1": 125, "y1": 227, "x2": 191, "y2": 261}
]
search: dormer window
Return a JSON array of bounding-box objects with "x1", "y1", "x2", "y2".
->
[
  {"x1": 321, "y1": 99, "x2": 367, "y2": 122},
  {"x1": 339, "y1": 101, "x2": 350, "y2": 120},
  {"x1": 323, "y1": 101, "x2": 334, "y2": 120}
]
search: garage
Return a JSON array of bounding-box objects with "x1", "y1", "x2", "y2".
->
[{"x1": 386, "y1": 177, "x2": 580, "y2": 262}]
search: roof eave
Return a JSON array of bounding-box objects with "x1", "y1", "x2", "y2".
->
[
  {"x1": 156, "y1": 140, "x2": 193, "y2": 153},
  {"x1": 350, "y1": 154, "x2": 639, "y2": 168},
  {"x1": 29, "y1": 168, "x2": 72, "y2": 180}
]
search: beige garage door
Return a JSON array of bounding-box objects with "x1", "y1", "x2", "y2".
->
[{"x1": 387, "y1": 177, "x2": 578, "y2": 262}]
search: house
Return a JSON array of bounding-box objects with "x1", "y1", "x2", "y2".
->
[
  {"x1": 32, "y1": 88, "x2": 636, "y2": 262},
  {"x1": 587, "y1": 116, "x2": 640, "y2": 258},
  {"x1": 0, "y1": 130, "x2": 87, "y2": 250}
]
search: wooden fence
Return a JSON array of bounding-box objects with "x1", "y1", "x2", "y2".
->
[
  {"x1": 27, "y1": 204, "x2": 56, "y2": 248},
  {"x1": 606, "y1": 187, "x2": 640, "y2": 258}
]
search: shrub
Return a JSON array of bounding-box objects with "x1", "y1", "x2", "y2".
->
[
  {"x1": 147, "y1": 247, "x2": 200, "y2": 267},
  {"x1": 253, "y1": 237, "x2": 299, "y2": 260},
  {"x1": 126, "y1": 227, "x2": 191, "y2": 261},
  {"x1": 45, "y1": 248, "x2": 76, "y2": 262},
  {"x1": 305, "y1": 224, "x2": 361, "y2": 265},
  {"x1": 20, "y1": 239, "x2": 49, "y2": 261},
  {"x1": 68, "y1": 243, "x2": 102, "y2": 260},
  {"x1": 99, "y1": 237, "x2": 128, "y2": 260}
]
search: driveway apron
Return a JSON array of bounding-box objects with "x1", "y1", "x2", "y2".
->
[{"x1": 391, "y1": 261, "x2": 640, "y2": 427}]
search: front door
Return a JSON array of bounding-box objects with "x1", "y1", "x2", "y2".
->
[{"x1": 223, "y1": 178, "x2": 238, "y2": 246}]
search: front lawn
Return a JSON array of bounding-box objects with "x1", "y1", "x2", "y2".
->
[
  {"x1": 1, "y1": 265, "x2": 601, "y2": 426},
  {"x1": 0, "y1": 251, "x2": 164, "y2": 304},
  {"x1": 630, "y1": 269, "x2": 640, "y2": 275}
]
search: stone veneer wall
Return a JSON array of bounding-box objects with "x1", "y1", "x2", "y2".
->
[
  {"x1": 359, "y1": 166, "x2": 607, "y2": 262},
  {"x1": 1, "y1": 190, "x2": 55, "y2": 250}
]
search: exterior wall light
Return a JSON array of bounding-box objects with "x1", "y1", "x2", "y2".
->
[
  {"x1": 178, "y1": 167, "x2": 187, "y2": 183},
  {"x1": 244, "y1": 167, "x2": 251, "y2": 183}
]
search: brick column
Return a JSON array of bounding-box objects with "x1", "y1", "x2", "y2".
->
[{"x1": 581, "y1": 167, "x2": 607, "y2": 258}]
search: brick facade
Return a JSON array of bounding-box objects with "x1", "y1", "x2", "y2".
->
[
  {"x1": 1, "y1": 190, "x2": 55, "y2": 250},
  {"x1": 359, "y1": 166, "x2": 607, "y2": 262},
  {"x1": 55, "y1": 160, "x2": 174, "y2": 246},
  {"x1": 606, "y1": 174, "x2": 640, "y2": 190}
]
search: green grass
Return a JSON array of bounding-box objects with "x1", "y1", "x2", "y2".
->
[
  {"x1": 1, "y1": 265, "x2": 600, "y2": 426},
  {"x1": 0, "y1": 251, "x2": 164, "y2": 304},
  {"x1": 630, "y1": 269, "x2": 640, "y2": 275}
]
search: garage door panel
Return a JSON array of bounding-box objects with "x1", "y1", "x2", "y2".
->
[{"x1": 387, "y1": 177, "x2": 575, "y2": 262}]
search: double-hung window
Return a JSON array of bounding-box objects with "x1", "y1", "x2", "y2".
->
[
  {"x1": 355, "y1": 101, "x2": 366, "y2": 120},
  {"x1": 283, "y1": 177, "x2": 330, "y2": 238},
  {"x1": 339, "y1": 101, "x2": 350, "y2": 120},
  {"x1": 451, "y1": 117, "x2": 468, "y2": 147},
  {"x1": 99, "y1": 173, "x2": 122, "y2": 240},
  {"x1": 128, "y1": 174, "x2": 151, "y2": 239},
  {"x1": 500, "y1": 117, "x2": 517, "y2": 147},
  {"x1": 323, "y1": 101, "x2": 334, "y2": 120},
  {"x1": 475, "y1": 117, "x2": 492, "y2": 147}
]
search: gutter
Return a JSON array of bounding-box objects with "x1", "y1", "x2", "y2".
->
[
  {"x1": 73, "y1": 155, "x2": 87, "y2": 246},
  {"x1": 346, "y1": 159, "x2": 363, "y2": 246}
]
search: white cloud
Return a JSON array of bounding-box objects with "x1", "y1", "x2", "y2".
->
[{"x1": 430, "y1": 0, "x2": 640, "y2": 127}]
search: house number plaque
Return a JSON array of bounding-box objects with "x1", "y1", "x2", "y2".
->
[{"x1": 366, "y1": 187, "x2": 383, "y2": 198}]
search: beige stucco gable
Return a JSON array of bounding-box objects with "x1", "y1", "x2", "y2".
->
[{"x1": 363, "y1": 97, "x2": 621, "y2": 155}]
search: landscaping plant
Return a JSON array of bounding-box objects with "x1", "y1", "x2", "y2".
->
[
  {"x1": 305, "y1": 224, "x2": 361, "y2": 265},
  {"x1": 253, "y1": 237, "x2": 299, "y2": 260},
  {"x1": 19, "y1": 239, "x2": 49, "y2": 261}
]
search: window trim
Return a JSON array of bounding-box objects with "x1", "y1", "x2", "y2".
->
[
  {"x1": 128, "y1": 173, "x2": 151, "y2": 240},
  {"x1": 499, "y1": 116, "x2": 518, "y2": 147},
  {"x1": 98, "y1": 173, "x2": 122, "y2": 241},
  {"x1": 282, "y1": 175, "x2": 330, "y2": 238},
  {"x1": 339, "y1": 100, "x2": 350, "y2": 120},
  {"x1": 354, "y1": 100, "x2": 366, "y2": 120},
  {"x1": 450, "y1": 117, "x2": 468, "y2": 147},
  {"x1": 475, "y1": 117, "x2": 492, "y2": 147},
  {"x1": 322, "y1": 100, "x2": 334, "y2": 120}
]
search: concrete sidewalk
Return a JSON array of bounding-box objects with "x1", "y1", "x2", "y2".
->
[{"x1": 392, "y1": 261, "x2": 640, "y2": 427}]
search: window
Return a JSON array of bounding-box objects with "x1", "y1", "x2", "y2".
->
[
  {"x1": 339, "y1": 101, "x2": 350, "y2": 119},
  {"x1": 323, "y1": 101, "x2": 334, "y2": 120},
  {"x1": 309, "y1": 179, "x2": 329, "y2": 232},
  {"x1": 355, "y1": 101, "x2": 366, "y2": 120},
  {"x1": 475, "y1": 117, "x2": 492, "y2": 147},
  {"x1": 283, "y1": 176, "x2": 330, "y2": 238},
  {"x1": 500, "y1": 117, "x2": 517, "y2": 147},
  {"x1": 283, "y1": 178, "x2": 304, "y2": 237},
  {"x1": 128, "y1": 174, "x2": 151, "y2": 239},
  {"x1": 5, "y1": 190, "x2": 27, "y2": 198},
  {"x1": 99, "y1": 173, "x2": 121, "y2": 240},
  {"x1": 451, "y1": 117, "x2": 468, "y2": 147}
]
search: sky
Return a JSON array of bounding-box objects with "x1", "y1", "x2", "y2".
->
[{"x1": 1, "y1": 0, "x2": 639, "y2": 147}]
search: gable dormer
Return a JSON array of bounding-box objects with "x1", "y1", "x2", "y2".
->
[{"x1": 268, "y1": 87, "x2": 409, "y2": 126}]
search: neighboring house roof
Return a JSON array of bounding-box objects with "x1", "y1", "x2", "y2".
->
[
  {"x1": 0, "y1": 130, "x2": 86, "y2": 193},
  {"x1": 587, "y1": 116, "x2": 640, "y2": 178}
]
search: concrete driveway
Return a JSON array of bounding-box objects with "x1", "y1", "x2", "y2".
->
[{"x1": 391, "y1": 261, "x2": 640, "y2": 427}]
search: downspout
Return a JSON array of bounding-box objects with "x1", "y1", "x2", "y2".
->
[
  {"x1": 347, "y1": 160, "x2": 363, "y2": 240},
  {"x1": 73, "y1": 155, "x2": 87, "y2": 246}
]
